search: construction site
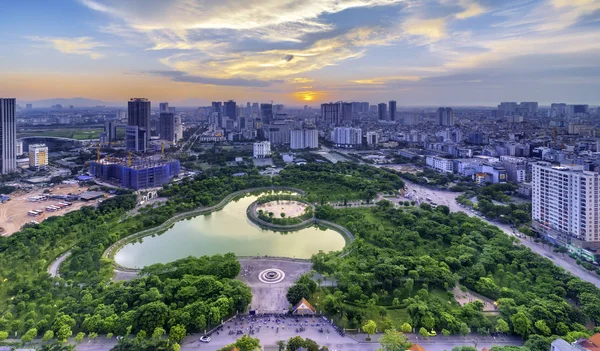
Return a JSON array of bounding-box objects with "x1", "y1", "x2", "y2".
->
[{"x1": 0, "y1": 183, "x2": 104, "y2": 237}]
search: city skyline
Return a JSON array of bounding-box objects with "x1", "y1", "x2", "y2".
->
[{"x1": 0, "y1": 0, "x2": 599, "y2": 106}]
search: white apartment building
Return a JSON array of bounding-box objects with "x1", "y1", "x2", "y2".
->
[
  {"x1": 331, "y1": 127, "x2": 362, "y2": 147},
  {"x1": 532, "y1": 162, "x2": 600, "y2": 248},
  {"x1": 425, "y1": 156, "x2": 453, "y2": 173},
  {"x1": 290, "y1": 129, "x2": 318, "y2": 149},
  {"x1": 253, "y1": 141, "x2": 271, "y2": 158},
  {"x1": 366, "y1": 131, "x2": 379, "y2": 145},
  {"x1": 29, "y1": 144, "x2": 48, "y2": 169}
]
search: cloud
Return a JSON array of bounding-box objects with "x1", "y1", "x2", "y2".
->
[
  {"x1": 350, "y1": 76, "x2": 421, "y2": 84},
  {"x1": 403, "y1": 18, "x2": 447, "y2": 41},
  {"x1": 136, "y1": 70, "x2": 283, "y2": 87},
  {"x1": 288, "y1": 78, "x2": 314, "y2": 84},
  {"x1": 455, "y1": 0, "x2": 486, "y2": 19},
  {"x1": 27, "y1": 36, "x2": 107, "y2": 59}
]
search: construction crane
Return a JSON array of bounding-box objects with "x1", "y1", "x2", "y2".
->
[
  {"x1": 127, "y1": 151, "x2": 132, "y2": 167},
  {"x1": 161, "y1": 141, "x2": 165, "y2": 158}
]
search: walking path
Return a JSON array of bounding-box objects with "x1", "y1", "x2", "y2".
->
[{"x1": 48, "y1": 251, "x2": 71, "y2": 278}]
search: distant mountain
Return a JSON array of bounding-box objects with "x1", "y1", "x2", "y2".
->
[{"x1": 24, "y1": 97, "x2": 109, "y2": 107}]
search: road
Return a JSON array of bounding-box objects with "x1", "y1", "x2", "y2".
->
[
  {"x1": 403, "y1": 179, "x2": 600, "y2": 289},
  {"x1": 48, "y1": 251, "x2": 71, "y2": 278}
]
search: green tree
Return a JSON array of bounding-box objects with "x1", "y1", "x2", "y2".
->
[
  {"x1": 0, "y1": 331, "x2": 8, "y2": 341},
  {"x1": 169, "y1": 324, "x2": 186, "y2": 344},
  {"x1": 363, "y1": 320, "x2": 377, "y2": 341},
  {"x1": 377, "y1": 328, "x2": 412, "y2": 351},
  {"x1": 217, "y1": 335, "x2": 261, "y2": 351},
  {"x1": 534, "y1": 320, "x2": 551, "y2": 336},
  {"x1": 21, "y1": 327, "x2": 38, "y2": 343},
  {"x1": 152, "y1": 327, "x2": 166, "y2": 341},
  {"x1": 286, "y1": 284, "x2": 310, "y2": 305},
  {"x1": 88, "y1": 332, "x2": 98, "y2": 341},
  {"x1": 107, "y1": 333, "x2": 114, "y2": 339},
  {"x1": 57, "y1": 325, "x2": 72, "y2": 343},
  {"x1": 42, "y1": 330, "x2": 54, "y2": 342},
  {"x1": 495, "y1": 319, "x2": 510, "y2": 334},
  {"x1": 400, "y1": 323, "x2": 412, "y2": 333},
  {"x1": 459, "y1": 323, "x2": 470, "y2": 336},
  {"x1": 419, "y1": 327, "x2": 429, "y2": 338},
  {"x1": 442, "y1": 329, "x2": 451, "y2": 336},
  {"x1": 510, "y1": 312, "x2": 531, "y2": 338},
  {"x1": 74, "y1": 332, "x2": 86, "y2": 343}
]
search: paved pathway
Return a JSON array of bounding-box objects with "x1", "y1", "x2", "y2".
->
[{"x1": 48, "y1": 251, "x2": 71, "y2": 278}]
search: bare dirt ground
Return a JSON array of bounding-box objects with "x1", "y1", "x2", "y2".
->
[
  {"x1": 256, "y1": 201, "x2": 308, "y2": 218},
  {"x1": 452, "y1": 285, "x2": 498, "y2": 314},
  {"x1": 0, "y1": 183, "x2": 101, "y2": 236}
]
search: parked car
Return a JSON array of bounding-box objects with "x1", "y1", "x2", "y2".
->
[{"x1": 199, "y1": 336, "x2": 211, "y2": 343}]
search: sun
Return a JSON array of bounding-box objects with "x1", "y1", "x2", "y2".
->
[{"x1": 295, "y1": 90, "x2": 318, "y2": 102}]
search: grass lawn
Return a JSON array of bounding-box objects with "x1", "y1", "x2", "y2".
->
[{"x1": 18, "y1": 128, "x2": 103, "y2": 140}]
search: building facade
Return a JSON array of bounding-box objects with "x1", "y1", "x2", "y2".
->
[
  {"x1": 377, "y1": 103, "x2": 387, "y2": 120},
  {"x1": 532, "y1": 162, "x2": 600, "y2": 248},
  {"x1": 426, "y1": 156, "x2": 453, "y2": 173},
  {"x1": 321, "y1": 103, "x2": 340, "y2": 125},
  {"x1": 290, "y1": 129, "x2": 318, "y2": 149},
  {"x1": 126, "y1": 125, "x2": 147, "y2": 152},
  {"x1": 388, "y1": 100, "x2": 396, "y2": 121},
  {"x1": 253, "y1": 141, "x2": 271, "y2": 158},
  {"x1": 89, "y1": 158, "x2": 180, "y2": 190},
  {"x1": 127, "y1": 98, "x2": 151, "y2": 151},
  {"x1": 331, "y1": 127, "x2": 362, "y2": 147},
  {"x1": 0, "y1": 98, "x2": 17, "y2": 174},
  {"x1": 29, "y1": 144, "x2": 48, "y2": 169},
  {"x1": 159, "y1": 112, "x2": 175, "y2": 142},
  {"x1": 437, "y1": 107, "x2": 454, "y2": 126}
]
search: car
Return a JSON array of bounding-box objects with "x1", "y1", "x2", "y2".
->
[
  {"x1": 199, "y1": 336, "x2": 211, "y2": 343},
  {"x1": 429, "y1": 330, "x2": 437, "y2": 337}
]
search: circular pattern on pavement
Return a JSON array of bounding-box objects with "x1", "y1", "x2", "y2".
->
[{"x1": 258, "y1": 268, "x2": 286, "y2": 284}]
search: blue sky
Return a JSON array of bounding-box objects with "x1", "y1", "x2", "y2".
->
[{"x1": 0, "y1": 0, "x2": 599, "y2": 106}]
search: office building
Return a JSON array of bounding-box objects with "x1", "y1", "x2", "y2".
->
[
  {"x1": 260, "y1": 103, "x2": 273, "y2": 124},
  {"x1": 224, "y1": 100, "x2": 237, "y2": 119},
  {"x1": 127, "y1": 98, "x2": 150, "y2": 151},
  {"x1": 378, "y1": 103, "x2": 387, "y2": 120},
  {"x1": 426, "y1": 156, "x2": 453, "y2": 173},
  {"x1": 253, "y1": 141, "x2": 271, "y2": 158},
  {"x1": 104, "y1": 121, "x2": 117, "y2": 143},
  {"x1": 388, "y1": 101, "x2": 396, "y2": 121},
  {"x1": 159, "y1": 112, "x2": 175, "y2": 142},
  {"x1": 89, "y1": 158, "x2": 180, "y2": 190},
  {"x1": 566, "y1": 104, "x2": 590, "y2": 117},
  {"x1": 159, "y1": 102, "x2": 169, "y2": 113},
  {"x1": 532, "y1": 162, "x2": 600, "y2": 248},
  {"x1": 321, "y1": 103, "x2": 340, "y2": 125},
  {"x1": 263, "y1": 120, "x2": 291, "y2": 145},
  {"x1": 518, "y1": 101, "x2": 538, "y2": 115},
  {"x1": 29, "y1": 144, "x2": 48, "y2": 169},
  {"x1": 331, "y1": 127, "x2": 362, "y2": 147},
  {"x1": 126, "y1": 125, "x2": 147, "y2": 152},
  {"x1": 0, "y1": 98, "x2": 17, "y2": 174},
  {"x1": 15, "y1": 139, "x2": 23, "y2": 156},
  {"x1": 290, "y1": 129, "x2": 318, "y2": 149},
  {"x1": 437, "y1": 107, "x2": 454, "y2": 126}
]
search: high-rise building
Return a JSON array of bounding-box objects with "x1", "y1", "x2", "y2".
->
[
  {"x1": 0, "y1": 98, "x2": 17, "y2": 174},
  {"x1": 260, "y1": 103, "x2": 273, "y2": 124},
  {"x1": 532, "y1": 162, "x2": 600, "y2": 248},
  {"x1": 366, "y1": 131, "x2": 379, "y2": 145},
  {"x1": 105, "y1": 121, "x2": 117, "y2": 143},
  {"x1": 437, "y1": 107, "x2": 455, "y2": 126},
  {"x1": 388, "y1": 101, "x2": 396, "y2": 121},
  {"x1": 252, "y1": 103, "x2": 259, "y2": 115},
  {"x1": 290, "y1": 129, "x2": 318, "y2": 149},
  {"x1": 519, "y1": 101, "x2": 538, "y2": 115},
  {"x1": 127, "y1": 98, "x2": 151, "y2": 151},
  {"x1": 377, "y1": 103, "x2": 387, "y2": 120},
  {"x1": 550, "y1": 103, "x2": 567, "y2": 117},
  {"x1": 341, "y1": 102, "x2": 353, "y2": 124},
  {"x1": 497, "y1": 102, "x2": 518, "y2": 116},
  {"x1": 331, "y1": 127, "x2": 362, "y2": 147},
  {"x1": 321, "y1": 103, "x2": 340, "y2": 125},
  {"x1": 224, "y1": 100, "x2": 237, "y2": 119},
  {"x1": 29, "y1": 144, "x2": 48, "y2": 169},
  {"x1": 174, "y1": 116, "x2": 183, "y2": 142},
  {"x1": 126, "y1": 125, "x2": 147, "y2": 152},
  {"x1": 159, "y1": 102, "x2": 169, "y2": 113},
  {"x1": 159, "y1": 112, "x2": 175, "y2": 142}
]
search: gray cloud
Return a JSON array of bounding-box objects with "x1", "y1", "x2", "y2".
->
[{"x1": 136, "y1": 70, "x2": 283, "y2": 87}]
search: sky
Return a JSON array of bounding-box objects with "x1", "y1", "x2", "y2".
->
[{"x1": 0, "y1": 0, "x2": 599, "y2": 107}]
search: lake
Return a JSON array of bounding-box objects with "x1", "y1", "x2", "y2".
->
[{"x1": 114, "y1": 192, "x2": 346, "y2": 268}]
